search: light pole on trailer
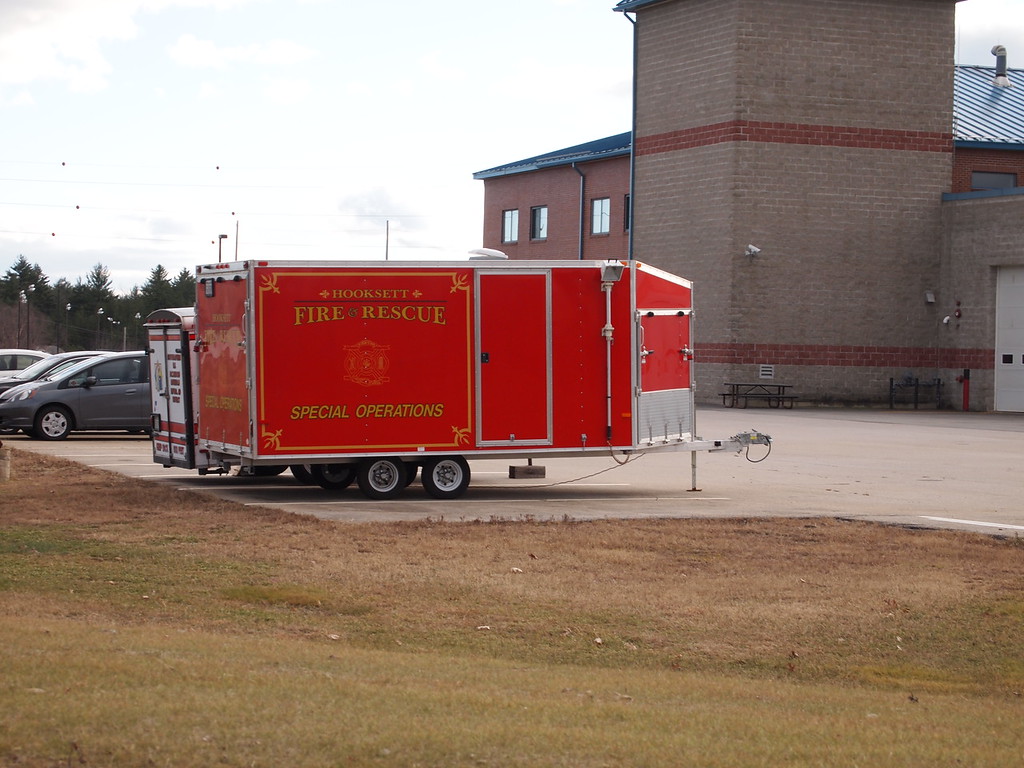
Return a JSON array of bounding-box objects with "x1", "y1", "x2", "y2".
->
[{"x1": 218, "y1": 234, "x2": 228, "y2": 263}]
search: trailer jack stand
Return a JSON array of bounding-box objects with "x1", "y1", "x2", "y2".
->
[{"x1": 509, "y1": 457, "x2": 546, "y2": 479}]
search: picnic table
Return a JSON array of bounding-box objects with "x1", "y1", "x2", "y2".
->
[{"x1": 720, "y1": 382, "x2": 797, "y2": 408}]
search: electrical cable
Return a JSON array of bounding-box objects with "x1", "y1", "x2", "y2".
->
[{"x1": 509, "y1": 446, "x2": 646, "y2": 489}]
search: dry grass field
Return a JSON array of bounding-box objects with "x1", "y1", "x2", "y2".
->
[{"x1": 1, "y1": 447, "x2": 1023, "y2": 767}]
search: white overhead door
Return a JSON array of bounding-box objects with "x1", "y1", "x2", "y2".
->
[{"x1": 995, "y1": 266, "x2": 1024, "y2": 412}]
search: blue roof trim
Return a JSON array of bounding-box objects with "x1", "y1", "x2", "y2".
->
[
  {"x1": 612, "y1": 0, "x2": 665, "y2": 10},
  {"x1": 954, "y1": 66, "x2": 1024, "y2": 145},
  {"x1": 943, "y1": 186, "x2": 1024, "y2": 201},
  {"x1": 472, "y1": 132, "x2": 632, "y2": 179}
]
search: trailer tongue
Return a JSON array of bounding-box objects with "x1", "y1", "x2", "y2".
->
[{"x1": 147, "y1": 259, "x2": 769, "y2": 499}]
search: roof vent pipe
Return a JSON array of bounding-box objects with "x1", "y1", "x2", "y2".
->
[{"x1": 992, "y1": 45, "x2": 1012, "y2": 87}]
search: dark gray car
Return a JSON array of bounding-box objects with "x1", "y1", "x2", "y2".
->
[{"x1": 0, "y1": 351, "x2": 150, "y2": 440}]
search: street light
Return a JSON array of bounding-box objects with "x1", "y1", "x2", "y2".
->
[
  {"x1": 96, "y1": 307, "x2": 104, "y2": 348},
  {"x1": 18, "y1": 291, "x2": 26, "y2": 346},
  {"x1": 65, "y1": 304, "x2": 71, "y2": 350}
]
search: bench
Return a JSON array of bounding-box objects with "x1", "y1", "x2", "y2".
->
[{"x1": 720, "y1": 382, "x2": 797, "y2": 409}]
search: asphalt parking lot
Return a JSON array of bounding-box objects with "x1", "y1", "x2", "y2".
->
[{"x1": 5, "y1": 405, "x2": 1024, "y2": 536}]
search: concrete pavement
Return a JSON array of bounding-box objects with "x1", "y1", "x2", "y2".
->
[{"x1": 5, "y1": 406, "x2": 1023, "y2": 535}]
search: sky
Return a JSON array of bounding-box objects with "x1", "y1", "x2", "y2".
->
[{"x1": 1, "y1": 0, "x2": 1022, "y2": 295}]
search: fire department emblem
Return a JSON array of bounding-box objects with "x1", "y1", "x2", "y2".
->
[{"x1": 343, "y1": 340, "x2": 391, "y2": 387}]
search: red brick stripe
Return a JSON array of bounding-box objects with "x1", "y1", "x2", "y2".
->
[
  {"x1": 697, "y1": 343, "x2": 992, "y2": 369},
  {"x1": 636, "y1": 120, "x2": 953, "y2": 155}
]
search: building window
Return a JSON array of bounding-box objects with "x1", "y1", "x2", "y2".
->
[
  {"x1": 623, "y1": 194, "x2": 631, "y2": 232},
  {"x1": 530, "y1": 206, "x2": 548, "y2": 240},
  {"x1": 591, "y1": 198, "x2": 610, "y2": 235},
  {"x1": 971, "y1": 171, "x2": 1017, "y2": 190},
  {"x1": 501, "y1": 209, "x2": 519, "y2": 244}
]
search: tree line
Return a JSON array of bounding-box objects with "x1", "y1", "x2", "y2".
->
[{"x1": 0, "y1": 255, "x2": 196, "y2": 352}]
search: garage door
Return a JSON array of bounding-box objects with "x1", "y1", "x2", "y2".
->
[{"x1": 995, "y1": 266, "x2": 1024, "y2": 412}]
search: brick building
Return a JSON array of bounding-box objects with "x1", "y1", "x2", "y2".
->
[{"x1": 474, "y1": 0, "x2": 1024, "y2": 411}]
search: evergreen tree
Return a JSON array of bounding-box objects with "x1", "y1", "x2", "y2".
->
[{"x1": 171, "y1": 268, "x2": 197, "y2": 307}]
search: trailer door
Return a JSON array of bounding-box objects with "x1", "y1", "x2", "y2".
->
[
  {"x1": 146, "y1": 309, "x2": 200, "y2": 469},
  {"x1": 476, "y1": 270, "x2": 552, "y2": 445},
  {"x1": 636, "y1": 309, "x2": 693, "y2": 444}
]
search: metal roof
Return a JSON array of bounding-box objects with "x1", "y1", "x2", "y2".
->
[
  {"x1": 472, "y1": 132, "x2": 632, "y2": 180},
  {"x1": 954, "y1": 66, "x2": 1024, "y2": 147},
  {"x1": 612, "y1": 0, "x2": 667, "y2": 11}
]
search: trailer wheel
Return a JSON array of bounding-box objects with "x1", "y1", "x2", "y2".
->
[
  {"x1": 421, "y1": 456, "x2": 471, "y2": 499},
  {"x1": 311, "y1": 463, "x2": 356, "y2": 490},
  {"x1": 289, "y1": 464, "x2": 316, "y2": 485},
  {"x1": 357, "y1": 457, "x2": 407, "y2": 500}
]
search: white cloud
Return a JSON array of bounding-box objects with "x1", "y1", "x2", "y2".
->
[
  {"x1": 264, "y1": 77, "x2": 311, "y2": 105},
  {"x1": 167, "y1": 34, "x2": 316, "y2": 69},
  {"x1": 0, "y1": 2, "x2": 138, "y2": 91},
  {"x1": 955, "y1": 0, "x2": 1024, "y2": 66}
]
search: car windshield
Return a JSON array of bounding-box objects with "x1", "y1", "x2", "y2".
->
[
  {"x1": 46, "y1": 356, "x2": 102, "y2": 378},
  {"x1": 8, "y1": 356, "x2": 56, "y2": 380},
  {"x1": 44, "y1": 355, "x2": 103, "y2": 382}
]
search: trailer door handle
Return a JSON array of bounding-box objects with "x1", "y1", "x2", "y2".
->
[{"x1": 481, "y1": 352, "x2": 490, "y2": 363}]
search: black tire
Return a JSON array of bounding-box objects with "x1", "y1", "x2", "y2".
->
[
  {"x1": 289, "y1": 464, "x2": 316, "y2": 485},
  {"x1": 357, "y1": 457, "x2": 407, "y2": 500},
  {"x1": 311, "y1": 463, "x2": 356, "y2": 491},
  {"x1": 404, "y1": 462, "x2": 419, "y2": 486},
  {"x1": 421, "y1": 456, "x2": 471, "y2": 500},
  {"x1": 32, "y1": 405, "x2": 73, "y2": 440},
  {"x1": 251, "y1": 465, "x2": 287, "y2": 477}
]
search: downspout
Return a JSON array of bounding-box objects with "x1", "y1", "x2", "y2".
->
[
  {"x1": 624, "y1": 11, "x2": 637, "y2": 260},
  {"x1": 572, "y1": 162, "x2": 586, "y2": 260}
]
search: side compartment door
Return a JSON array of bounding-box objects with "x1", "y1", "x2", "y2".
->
[
  {"x1": 148, "y1": 319, "x2": 198, "y2": 469},
  {"x1": 636, "y1": 309, "x2": 693, "y2": 444},
  {"x1": 476, "y1": 270, "x2": 552, "y2": 446}
]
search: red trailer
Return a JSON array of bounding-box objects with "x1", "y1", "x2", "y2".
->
[{"x1": 146, "y1": 259, "x2": 768, "y2": 499}]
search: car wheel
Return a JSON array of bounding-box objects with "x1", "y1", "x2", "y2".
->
[
  {"x1": 357, "y1": 457, "x2": 407, "y2": 500},
  {"x1": 32, "y1": 405, "x2": 73, "y2": 440},
  {"x1": 421, "y1": 456, "x2": 471, "y2": 499},
  {"x1": 311, "y1": 463, "x2": 356, "y2": 490}
]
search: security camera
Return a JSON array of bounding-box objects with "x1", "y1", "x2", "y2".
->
[{"x1": 745, "y1": 244, "x2": 761, "y2": 256}]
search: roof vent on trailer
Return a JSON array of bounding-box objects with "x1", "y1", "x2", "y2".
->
[
  {"x1": 468, "y1": 248, "x2": 508, "y2": 260},
  {"x1": 992, "y1": 45, "x2": 1012, "y2": 88}
]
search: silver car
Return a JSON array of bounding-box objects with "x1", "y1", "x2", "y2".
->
[
  {"x1": 0, "y1": 351, "x2": 150, "y2": 440},
  {"x1": 0, "y1": 349, "x2": 50, "y2": 376}
]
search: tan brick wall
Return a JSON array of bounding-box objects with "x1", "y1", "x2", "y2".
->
[
  {"x1": 940, "y1": 193, "x2": 1024, "y2": 408},
  {"x1": 632, "y1": 0, "x2": 962, "y2": 406}
]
